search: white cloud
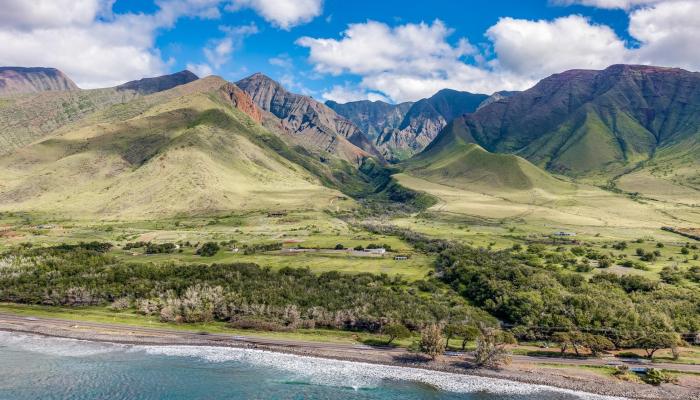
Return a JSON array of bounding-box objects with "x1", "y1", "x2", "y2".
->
[
  {"x1": 226, "y1": 0, "x2": 323, "y2": 30},
  {"x1": 300, "y1": 1, "x2": 700, "y2": 103},
  {"x1": 269, "y1": 54, "x2": 294, "y2": 69},
  {"x1": 553, "y1": 0, "x2": 684, "y2": 9},
  {"x1": 322, "y1": 84, "x2": 390, "y2": 103},
  {"x1": 627, "y1": 1, "x2": 700, "y2": 69},
  {"x1": 0, "y1": 0, "x2": 111, "y2": 30},
  {"x1": 486, "y1": 15, "x2": 628, "y2": 80},
  {"x1": 186, "y1": 62, "x2": 214, "y2": 77},
  {"x1": 200, "y1": 23, "x2": 258, "y2": 71},
  {"x1": 296, "y1": 20, "x2": 500, "y2": 102},
  {"x1": 0, "y1": 0, "x2": 229, "y2": 88}
]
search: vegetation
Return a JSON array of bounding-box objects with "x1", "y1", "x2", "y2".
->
[
  {"x1": 382, "y1": 323, "x2": 411, "y2": 345},
  {"x1": 0, "y1": 245, "x2": 488, "y2": 333},
  {"x1": 474, "y1": 326, "x2": 516, "y2": 367},
  {"x1": 196, "y1": 242, "x2": 220, "y2": 257},
  {"x1": 418, "y1": 324, "x2": 445, "y2": 359}
]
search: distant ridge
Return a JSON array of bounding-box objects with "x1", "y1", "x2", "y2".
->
[
  {"x1": 116, "y1": 70, "x2": 199, "y2": 95},
  {"x1": 237, "y1": 72, "x2": 383, "y2": 163},
  {"x1": 328, "y1": 89, "x2": 487, "y2": 160},
  {"x1": 426, "y1": 64, "x2": 700, "y2": 179},
  {"x1": 0, "y1": 67, "x2": 78, "y2": 96}
]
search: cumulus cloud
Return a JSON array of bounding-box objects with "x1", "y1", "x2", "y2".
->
[
  {"x1": 553, "y1": 0, "x2": 684, "y2": 9},
  {"x1": 627, "y1": 0, "x2": 700, "y2": 69},
  {"x1": 0, "y1": 0, "x2": 230, "y2": 88},
  {"x1": 186, "y1": 62, "x2": 214, "y2": 77},
  {"x1": 486, "y1": 15, "x2": 628, "y2": 80},
  {"x1": 322, "y1": 84, "x2": 390, "y2": 103},
  {"x1": 300, "y1": 1, "x2": 700, "y2": 102},
  {"x1": 296, "y1": 20, "x2": 508, "y2": 102},
  {"x1": 226, "y1": 0, "x2": 323, "y2": 30}
]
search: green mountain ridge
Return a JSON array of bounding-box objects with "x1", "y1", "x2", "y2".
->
[{"x1": 432, "y1": 64, "x2": 700, "y2": 182}]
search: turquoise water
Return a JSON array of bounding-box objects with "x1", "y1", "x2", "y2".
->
[{"x1": 0, "y1": 332, "x2": 618, "y2": 400}]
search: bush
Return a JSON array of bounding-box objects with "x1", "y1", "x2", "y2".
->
[
  {"x1": 642, "y1": 368, "x2": 677, "y2": 386},
  {"x1": 474, "y1": 326, "x2": 516, "y2": 367},
  {"x1": 196, "y1": 242, "x2": 220, "y2": 257},
  {"x1": 334, "y1": 243, "x2": 344, "y2": 250}
]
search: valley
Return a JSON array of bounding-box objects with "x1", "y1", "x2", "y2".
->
[{"x1": 0, "y1": 63, "x2": 699, "y2": 399}]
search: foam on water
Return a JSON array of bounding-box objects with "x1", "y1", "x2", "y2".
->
[
  {"x1": 0, "y1": 331, "x2": 124, "y2": 357},
  {"x1": 0, "y1": 332, "x2": 627, "y2": 400},
  {"x1": 135, "y1": 345, "x2": 628, "y2": 400}
]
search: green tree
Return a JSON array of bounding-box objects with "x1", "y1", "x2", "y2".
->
[
  {"x1": 634, "y1": 331, "x2": 682, "y2": 359},
  {"x1": 196, "y1": 242, "x2": 220, "y2": 257},
  {"x1": 382, "y1": 323, "x2": 410, "y2": 345}
]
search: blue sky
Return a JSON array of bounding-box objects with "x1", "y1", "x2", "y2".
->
[{"x1": 1, "y1": 0, "x2": 698, "y2": 102}]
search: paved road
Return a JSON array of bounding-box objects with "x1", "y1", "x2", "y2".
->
[{"x1": 1, "y1": 312, "x2": 698, "y2": 374}]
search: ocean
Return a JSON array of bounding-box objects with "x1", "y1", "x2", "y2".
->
[{"x1": 0, "y1": 332, "x2": 622, "y2": 400}]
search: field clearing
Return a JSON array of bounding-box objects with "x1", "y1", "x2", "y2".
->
[
  {"x1": 114, "y1": 250, "x2": 433, "y2": 280},
  {"x1": 395, "y1": 173, "x2": 700, "y2": 240}
]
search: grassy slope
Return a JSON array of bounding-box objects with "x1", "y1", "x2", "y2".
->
[{"x1": 0, "y1": 82, "x2": 342, "y2": 219}]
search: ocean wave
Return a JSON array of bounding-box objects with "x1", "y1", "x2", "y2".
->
[
  {"x1": 135, "y1": 345, "x2": 628, "y2": 400},
  {"x1": 0, "y1": 331, "x2": 125, "y2": 357},
  {"x1": 0, "y1": 332, "x2": 627, "y2": 399}
]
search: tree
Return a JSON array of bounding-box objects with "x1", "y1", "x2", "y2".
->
[
  {"x1": 584, "y1": 334, "x2": 614, "y2": 356},
  {"x1": 419, "y1": 324, "x2": 445, "y2": 359},
  {"x1": 196, "y1": 242, "x2": 220, "y2": 257},
  {"x1": 382, "y1": 323, "x2": 410, "y2": 345},
  {"x1": 444, "y1": 324, "x2": 479, "y2": 350},
  {"x1": 634, "y1": 331, "x2": 682, "y2": 359},
  {"x1": 334, "y1": 243, "x2": 344, "y2": 250},
  {"x1": 474, "y1": 326, "x2": 516, "y2": 368}
]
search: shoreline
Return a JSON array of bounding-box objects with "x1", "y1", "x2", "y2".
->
[{"x1": 1, "y1": 313, "x2": 698, "y2": 399}]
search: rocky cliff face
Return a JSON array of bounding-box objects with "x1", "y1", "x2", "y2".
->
[
  {"x1": 476, "y1": 90, "x2": 519, "y2": 111},
  {"x1": 116, "y1": 70, "x2": 199, "y2": 95},
  {"x1": 219, "y1": 82, "x2": 262, "y2": 124},
  {"x1": 375, "y1": 89, "x2": 488, "y2": 159},
  {"x1": 328, "y1": 89, "x2": 488, "y2": 160},
  {"x1": 425, "y1": 64, "x2": 700, "y2": 178},
  {"x1": 0, "y1": 67, "x2": 79, "y2": 96},
  {"x1": 236, "y1": 73, "x2": 382, "y2": 163},
  {"x1": 325, "y1": 100, "x2": 413, "y2": 139}
]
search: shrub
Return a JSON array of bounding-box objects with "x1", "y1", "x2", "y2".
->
[
  {"x1": 642, "y1": 368, "x2": 677, "y2": 386},
  {"x1": 419, "y1": 324, "x2": 445, "y2": 359},
  {"x1": 474, "y1": 326, "x2": 516, "y2": 367},
  {"x1": 196, "y1": 242, "x2": 220, "y2": 257}
]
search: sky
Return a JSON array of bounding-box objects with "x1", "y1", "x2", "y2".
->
[{"x1": 1, "y1": 0, "x2": 699, "y2": 103}]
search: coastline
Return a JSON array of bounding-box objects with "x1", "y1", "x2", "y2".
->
[{"x1": 1, "y1": 313, "x2": 698, "y2": 399}]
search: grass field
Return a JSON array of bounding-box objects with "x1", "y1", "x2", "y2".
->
[{"x1": 0, "y1": 210, "x2": 433, "y2": 280}]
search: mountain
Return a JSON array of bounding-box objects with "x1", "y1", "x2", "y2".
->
[
  {"x1": 406, "y1": 120, "x2": 571, "y2": 194},
  {"x1": 0, "y1": 77, "x2": 344, "y2": 218},
  {"x1": 236, "y1": 73, "x2": 382, "y2": 163},
  {"x1": 325, "y1": 99, "x2": 413, "y2": 139},
  {"x1": 116, "y1": 70, "x2": 198, "y2": 94},
  {"x1": 0, "y1": 70, "x2": 202, "y2": 155},
  {"x1": 0, "y1": 67, "x2": 78, "y2": 96},
  {"x1": 476, "y1": 90, "x2": 519, "y2": 111},
  {"x1": 428, "y1": 65, "x2": 700, "y2": 182},
  {"x1": 327, "y1": 89, "x2": 488, "y2": 160}
]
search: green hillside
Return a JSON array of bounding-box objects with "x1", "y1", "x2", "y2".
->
[
  {"x1": 436, "y1": 65, "x2": 700, "y2": 183},
  {"x1": 0, "y1": 80, "x2": 346, "y2": 218}
]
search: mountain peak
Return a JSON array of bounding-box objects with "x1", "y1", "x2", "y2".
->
[
  {"x1": 116, "y1": 70, "x2": 199, "y2": 94},
  {"x1": 0, "y1": 66, "x2": 79, "y2": 96}
]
